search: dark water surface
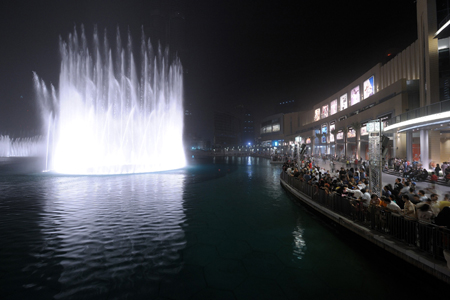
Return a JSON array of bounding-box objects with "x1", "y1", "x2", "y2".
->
[{"x1": 0, "y1": 157, "x2": 447, "y2": 299}]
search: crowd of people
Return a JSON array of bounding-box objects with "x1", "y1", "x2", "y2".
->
[
  {"x1": 282, "y1": 158, "x2": 450, "y2": 229},
  {"x1": 390, "y1": 158, "x2": 450, "y2": 183}
]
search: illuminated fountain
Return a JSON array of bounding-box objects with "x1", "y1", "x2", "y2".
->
[
  {"x1": 0, "y1": 135, "x2": 46, "y2": 157},
  {"x1": 34, "y1": 26, "x2": 185, "y2": 174}
]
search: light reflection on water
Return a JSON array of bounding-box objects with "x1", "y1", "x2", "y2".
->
[
  {"x1": 1, "y1": 157, "x2": 445, "y2": 299},
  {"x1": 1, "y1": 169, "x2": 187, "y2": 298}
]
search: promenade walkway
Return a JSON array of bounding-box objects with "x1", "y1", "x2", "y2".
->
[{"x1": 312, "y1": 158, "x2": 450, "y2": 199}]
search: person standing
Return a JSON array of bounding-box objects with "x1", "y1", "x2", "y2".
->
[{"x1": 435, "y1": 164, "x2": 442, "y2": 178}]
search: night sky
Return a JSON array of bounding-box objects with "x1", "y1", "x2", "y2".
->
[{"x1": 0, "y1": 0, "x2": 418, "y2": 139}]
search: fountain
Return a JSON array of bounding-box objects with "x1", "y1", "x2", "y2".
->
[
  {"x1": 0, "y1": 135, "x2": 46, "y2": 157},
  {"x1": 33, "y1": 26, "x2": 185, "y2": 174}
]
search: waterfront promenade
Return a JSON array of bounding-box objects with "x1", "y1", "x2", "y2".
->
[
  {"x1": 279, "y1": 161, "x2": 450, "y2": 285},
  {"x1": 311, "y1": 158, "x2": 450, "y2": 199}
]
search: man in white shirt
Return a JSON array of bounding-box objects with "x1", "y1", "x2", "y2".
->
[{"x1": 382, "y1": 198, "x2": 402, "y2": 213}]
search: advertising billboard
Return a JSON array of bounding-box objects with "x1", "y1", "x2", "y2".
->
[
  {"x1": 350, "y1": 85, "x2": 360, "y2": 106},
  {"x1": 363, "y1": 76, "x2": 374, "y2": 99},
  {"x1": 330, "y1": 99, "x2": 338, "y2": 115},
  {"x1": 314, "y1": 108, "x2": 320, "y2": 121},
  {"x1": 347, "y1": 127, "x2": 356, "y2": 138},
  {"x1": 321, "y1": 105, "x2": 329, "y2": 119},
  {"x1": 330, "y1": 123, "x2": 335, "y2": 142},
  {"x1": 340, "y1": 94, "x2": 347, "y2": 111},
  {"x1": 361, "y1": 123, "x2": 368, "y2": 136},
  {"x1": 337, "y1": 130, "x2": 343, "y2": 140}
]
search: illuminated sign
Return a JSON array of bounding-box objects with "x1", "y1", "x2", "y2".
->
[
  {"x1": 347, "y1": 127, "x2": 356, "y2": 138},
  {"x1": 330, "y1": 123, "x2": 335, "y2": 142},
  {"x1": 306, "y1": 138, "x2": 311, "y2": 144},
  {"x1": 340, "y1": 94, "x2": 347, "y2": 111},
  {"x1": 363, "y1": 76, "x2": 374, "y2": 99},
  {"x1": 314, "y1": 108, "x2": 320, "y2": 121},
  {"x1": 361, "y1": 123, "x2": 368, "y2": 136},
  {"x1": 337, "y1": 130, "x2": 343, "y2": 140},
  {"x1": 330, "y1": 99, "x2": 338, "y2": 115},
  {"x1": 350, "y1": 85, "x2": 360, "y2": 106},
  {"x1": 321, "y1": 105, "x2": 329, "y2": 119}
]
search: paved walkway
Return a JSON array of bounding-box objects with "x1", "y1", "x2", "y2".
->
[{"x1": 312, "y1": 159, "x2": 450, "y2": 200}]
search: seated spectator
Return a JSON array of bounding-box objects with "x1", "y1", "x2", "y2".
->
[
  {"x1": 361, "y1": 189, "x2": 371, "y2": 208},
  {"x1": 430, "y1": 172, "x2": 438, "y2": 184},
  {"x1": 381, "y1": 197, "x2": 402, "y2": 213},
  {"x1": 357, "y1": 180, "x2": 366, "y2": 190},
  {"x1": 370, "y1": 194, "x2": 380, "y2": 207},
  {"x1": 438, "y1": 194, "x2": 450, "y2": 211},
  {"x1": 429, "y1": 194, "x2": 440, "y2": 215},
  {"x1": 417, "y1": 203, "x2": 434, "y2": 223},
  {"x1": 418, "y1": 190, "x2": 427, "y2": 202},
  {"x1": 347, "y1": 186, "x2": 363, "y2": 199},
  {"x1": 402, "y1": 194, "x2": 417, "y2": 219}
]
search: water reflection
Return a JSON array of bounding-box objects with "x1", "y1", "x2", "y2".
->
[
  {"x1": 292, "y1": 222, "x2": 307, "y2": 260},
  {"x1": 37, "y1": 173, "x2": 186, "y2": 298}
]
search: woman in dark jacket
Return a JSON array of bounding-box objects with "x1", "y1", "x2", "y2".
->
[{"x1": 435, "y1": 164, "x2": 442, "y2": 178}]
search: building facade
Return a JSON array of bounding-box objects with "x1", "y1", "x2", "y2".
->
[{"x1": 271, "y1": 0, "x2": 450, "y2": 168}]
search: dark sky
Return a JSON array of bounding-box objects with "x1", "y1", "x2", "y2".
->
[{"x1": 0, "y1": 0, "x2": 418, "y2": 138}]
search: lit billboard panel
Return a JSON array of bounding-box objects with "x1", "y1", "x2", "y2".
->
[
  {"x1": 330, "y1": 99, "x2": 337, "y2": 115},
  {"x1": 330, "y1": 123, "x2": 335, "y2": 142},
  {"x1": 363, "y1": 76, "x2": 374, "y2": 99},
  {"x1": 340, "y1": 94, "x2": 347, "y2": 111},
  {"x1": 361, "y1": 123, "x2": 368, "y2": 136},
  {"x1": 347, "y1": 127, "x2": 356, "y2": 138},
  {"x1": 337, "y1": 130, "x2": 343, "y2": 140},
  {"x1": 314, "y1": 108, "x2": 320, "y2": 121},
  {"x1": 350, "y1": 85, "x2": 360, "y2": 106},
  {"x1": 321, "y1": 105, "x2": 329, "y2": 119},
  {"x1": 321, "y1": 124, "x2": 327, "y2": 143}
]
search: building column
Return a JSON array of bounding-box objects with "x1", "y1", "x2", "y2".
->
[
  {"x1": 420, "y1": 129, "x2": 429, "y2": 169},
  {"x1": 429, "y1": 130, "x2": 441, "y2": 167},
  {"x1": 393, "y1": 134, "x2": 397, "y2": 158},
  {"x1": 406, "y1": 131, "x2": 413, "y2": 162}
]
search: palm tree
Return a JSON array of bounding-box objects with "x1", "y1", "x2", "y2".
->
[
  {"x1": 342, "y1": 127, "x2": 348, "y2": 159},
  {"x1": 351, "y1": 122, "x2": 361, "y2": 160},
  {"x1": 330, "y1": 129, "x2": 337, "y2": 157}
]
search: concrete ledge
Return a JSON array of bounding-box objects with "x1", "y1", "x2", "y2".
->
[{"x1": 280, "y1": 177, "x2": 450, "y2": 285}]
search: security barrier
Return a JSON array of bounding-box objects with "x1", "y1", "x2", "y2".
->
[{"x1": 280, "y1": 171, "x2": 450, "y2": 261}]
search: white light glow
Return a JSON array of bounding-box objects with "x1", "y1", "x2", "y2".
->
[
  {"x1": 436, "y1": 20, "x2": 450, "y2": 37},
  {"x1": 34, "y1": 26, "x2": 186, "y2": 174},
  {"x1": 384, "y1": 111, "x2": 450, "y2": 133}
]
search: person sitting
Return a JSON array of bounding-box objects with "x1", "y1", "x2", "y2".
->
[
  {"x1": 382, "y1": 197, "x2": 402, "y2": 214},
  {"x1": 361, "y1": 189, "x2": 371, "y2": 208},
  {"x1": 430, "y1": 172, "x2": 438, "y2": 185},
  {"x1": 439, "y1": 194, "x2": 450, "y2": 211},
  {"x1": 418, "y1": 169, "x2": 428, "y2": 181},
  {"x1": 402, "y1": 194, "x2": 417, "y2": 219},
  {"x1": 417, "y1": 203, "x2": 433, "y2": 223}
]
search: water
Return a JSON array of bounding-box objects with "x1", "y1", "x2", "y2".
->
[
  {"x1": 33, "y1": 25, "x2": 185, "y2": 174},
  {"x1": 0, "y1": 136, "x2": 46, "y2": 157},
  {"x1": 0, "y1": 157, "x2": 447, "y2": 299}
]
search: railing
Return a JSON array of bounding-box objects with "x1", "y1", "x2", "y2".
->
[
  {"x1": 390, "y1": 99, "x2": 450, "y2": 125},
  {"x1": 280, "y1": 172, "x2": 450, "y2": 261}
]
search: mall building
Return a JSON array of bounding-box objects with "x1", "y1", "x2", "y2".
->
[{"x1": 260, "y1": 0, "x2": 450, "y2": 168}]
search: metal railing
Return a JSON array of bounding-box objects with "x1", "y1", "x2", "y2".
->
[
  {"x1": 280, "y1": 172, "x2": 450, "y2": 261},
  {"x1": 390, "y1": 99, "x2": 450, "y2": 125}
]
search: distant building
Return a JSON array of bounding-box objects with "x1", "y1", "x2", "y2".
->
[
  {"x1": 261, "y1": 0, "x2": 450, "y2": 167},
  {"x1": 213, "y1": 111, "x2": 241, "y2": 147}
]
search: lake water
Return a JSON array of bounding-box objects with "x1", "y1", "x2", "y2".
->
[{"x1": 0, "y1": 156, "x2": 447, "y2": 299}]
